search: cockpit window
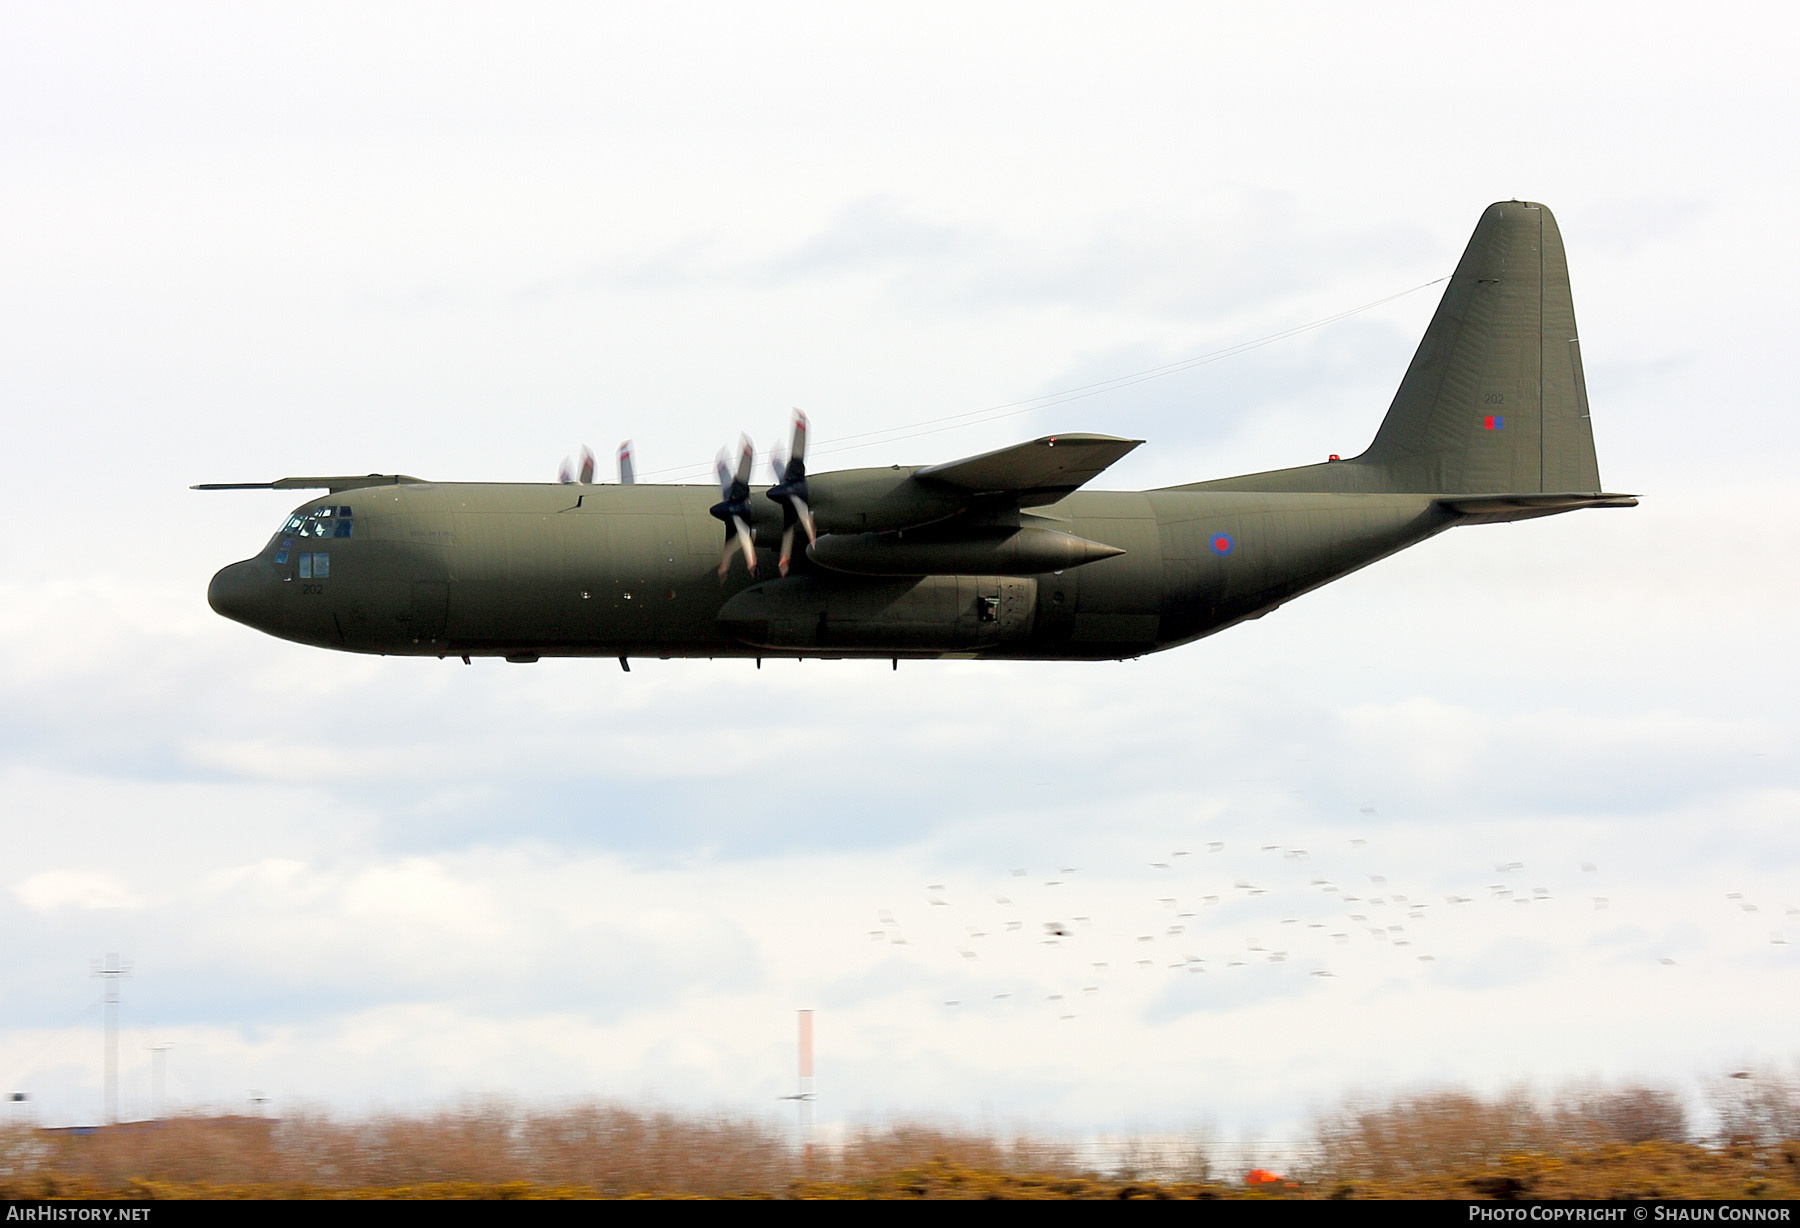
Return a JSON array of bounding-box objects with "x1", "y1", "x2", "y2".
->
[{"x1": 281, "y1": 506, "x2": 353, "y2": 541}]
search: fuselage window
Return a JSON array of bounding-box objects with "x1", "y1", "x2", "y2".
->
[
  {"x1": 275, "y1": 536, "x2": 293, "y2": 565},
  {"x1": 298, "y1": 552, "x2": 329, "y2": 579}
]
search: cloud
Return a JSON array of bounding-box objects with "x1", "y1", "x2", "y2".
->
[{"x1": 15, "y1": 872, "x2": 142, "y2": 913}]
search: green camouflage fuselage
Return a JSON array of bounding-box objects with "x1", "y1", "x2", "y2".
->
[{"x1": 209, "y1": 480, "x2": 1452, "y2": 661}]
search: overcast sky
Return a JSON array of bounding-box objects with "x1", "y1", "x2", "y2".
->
[{"x1": 2, "y1": 2, "x2": 1796, "y2": 1145}]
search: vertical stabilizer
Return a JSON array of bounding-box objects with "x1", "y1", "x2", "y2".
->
[
  {"x1": 1363, "y1": 201, "x2": 1601, "y2": 494},
  {"x1": 1180, "y1": 202, "x2": 1607, "y2": 497}
]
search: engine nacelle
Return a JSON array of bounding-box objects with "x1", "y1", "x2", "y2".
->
[
  {"x1": 807, "y1": 525, "x2": 1123, "y2": 576},
  {"x1": 803, "y1": 466, "x2": 967, "y2": 535}
]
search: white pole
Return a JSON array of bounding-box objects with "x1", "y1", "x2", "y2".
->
[{"x1": 91, "y1": 955, "x2": 130, "y2": 1126}]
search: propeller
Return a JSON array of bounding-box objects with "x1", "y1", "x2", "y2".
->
[
  {"x1": 765, "y1": 410, "x2": 816, "y2": 576},
  {"x1": 616, "y1": 441, "x2": 635, "y2": 485},
  {"x1": 557, "y1": 445, "x2": 598, "y2": 484},
  {"x1": 709, "y1": 435, "x2": 758, "y2": 579}
]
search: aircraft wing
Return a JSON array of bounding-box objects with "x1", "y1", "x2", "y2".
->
[
  {"x1": 192, "y1": 475, "x2": 424, "y2": 494},
  {"x1": 914, "y1": 434, "x2": 1142, "y2": 504}
]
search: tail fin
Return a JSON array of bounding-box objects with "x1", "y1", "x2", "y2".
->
[
  {"x1": 1364, "y1": 200, "x2": 1599, "y2": 494},
  {"x1": 1185, "y1": 201, "x2": 1606, "y2": 496}
]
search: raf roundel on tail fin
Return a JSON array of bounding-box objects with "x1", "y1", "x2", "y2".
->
[{"x1": 1362, "y1": 200, "x2": 1602, "y2": 495}]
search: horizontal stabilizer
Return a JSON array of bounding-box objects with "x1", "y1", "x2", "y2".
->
[
  {"x1": 1437, "y1": 491, "x2": 1638, "y2": 524},
  {"x1": 193, "y1": 475, "x2": 423, "y2": 494},
  {"x1": 917, "y1": 434, "x2": 1141, "y2": 504}
]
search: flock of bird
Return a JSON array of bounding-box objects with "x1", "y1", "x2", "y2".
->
[{"x1": 859, "y1": 819, "x2": 1796, "y2": 1020}]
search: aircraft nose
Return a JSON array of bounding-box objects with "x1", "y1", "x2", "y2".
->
[{"x1": 207, "y1": 559, "x2": 277, "y2": 628}]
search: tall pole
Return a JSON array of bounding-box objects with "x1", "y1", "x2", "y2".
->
[
  {"x1": 779, "y1": 1009, "x2": 817, "y2": 1170},
  {"x1": 798, "y1": 1009, "x2": 815, "y2": 1164},
  {"x1": 149, "y1": 1045, "x2": 172, "y2": 1120},
  {"x1": 91, "y1": 955, "x2": 131, "y2": 1126}
]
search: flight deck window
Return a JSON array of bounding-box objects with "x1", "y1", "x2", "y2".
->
[
  {"x1": 287, "y1": 507, "x2": 354, "y2": 540},
  {"x1": 298, "y1": 552, "x2": 329, "y2": 579}
]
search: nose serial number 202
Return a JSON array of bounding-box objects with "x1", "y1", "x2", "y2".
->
[{"x1": 302, "y1": 584, "x2": 325, "y2": 596}]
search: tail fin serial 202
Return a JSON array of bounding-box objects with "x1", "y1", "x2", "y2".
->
[{"x1": 1188, "y1": 201, "x2": 1635, "y2": 514}]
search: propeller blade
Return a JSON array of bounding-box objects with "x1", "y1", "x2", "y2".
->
[
  {"x1": 766, "y1": 411, "x2": 813, "y2": 569},
  {"x1": 557, "y1": 456, "x2": 574, "y2": 484},
  {"x1": 789, "y1": 409, "x2": 808, "y2": 468},
  {"x1": 616, "y1": 441, "x2": 635, "y2": 485},
  {"x1": 711, "y1": 437, "x2": 759, "y2": 577},
  {"x1": 734, "y1": 515, "x2": 758, "y2": 576},
  {"x1": 733, "y1": 435, "x2": 755, "y2": 489},
  {"x1": 578, "y1": 445, "x2": 596, "y2": 485},
  {"x1": 718, "y1": 514, "x2": 759, "y2": 579},
  {"x1": 776, "y1": 500, "x2": 815, "y2": 576}
]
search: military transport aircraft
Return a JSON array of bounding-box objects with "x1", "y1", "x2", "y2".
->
[{"x1": 200, "y1": 201, "x2": 1634, "y2": 667}]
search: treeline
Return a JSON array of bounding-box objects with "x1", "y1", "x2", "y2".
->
[
  {"x1": 0, "y1": 1070, "x2": 1796, "y2": 1198},
  {"x1": 1303, "y1": 1072, "x2": 1800, "y2": 1198}
]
